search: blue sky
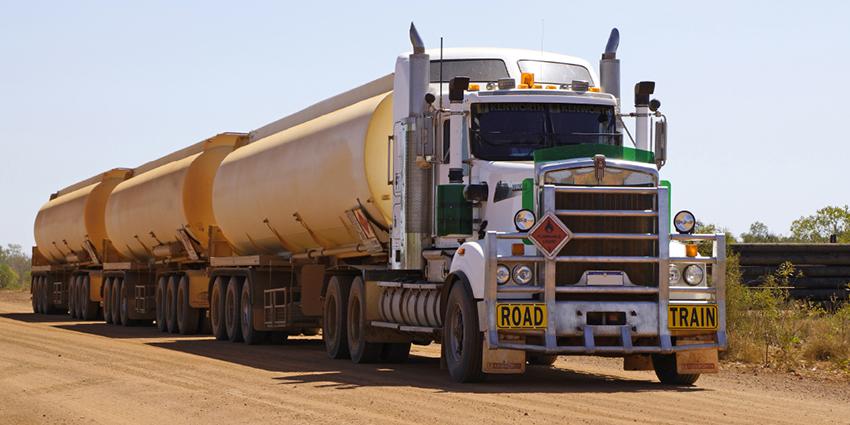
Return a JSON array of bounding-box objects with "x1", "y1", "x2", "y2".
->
[{"x1": 2, "y1": 0, "x2": 849, "y2": 248}]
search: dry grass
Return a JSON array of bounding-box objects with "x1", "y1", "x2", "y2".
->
[{"x1": 724, "y1": 256, "x2": 850, "y2": 373}]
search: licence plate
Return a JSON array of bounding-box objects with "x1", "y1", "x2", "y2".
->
[
  {"x1": 496, "y1": 303, "x2": 547, "y2": 329},
  {"x1": 667, "y1": 304, "x2": 718, "y2": 330}
]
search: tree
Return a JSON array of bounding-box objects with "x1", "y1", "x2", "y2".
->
[
  {"x1": 694, "y1": 222, "x2": 736, "y2": 256},
  {"x1": 0, "y1": 264, "x2": 18, "y2": 289},
  {"x1": 789, "y1": 205, "x2": 850, "y2": 243},
  {"x1": 0, "y1": 244, "x2": 30, "y2": 288},
  {"x1": 740, "y1": 221, "x2": 784, "y2": 243}
]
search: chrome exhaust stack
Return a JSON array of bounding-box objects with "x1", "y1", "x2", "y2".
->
[
  {"x1": 599, "y1": 28, "x2": 621, "y2": 104},
  {"x1": 401, "y1": 22, "x2": 433, "y2": 269}
]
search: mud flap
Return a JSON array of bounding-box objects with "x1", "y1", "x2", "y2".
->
[
  {"x1": 623, "y1": 354, "x2": 653, "y2": 371},
  {"x1": 675, "y1": 340, "x2": 719, "y2": 374},
  {"x1": 482, "y1": 337, "x2": 526, "y2": 374}
]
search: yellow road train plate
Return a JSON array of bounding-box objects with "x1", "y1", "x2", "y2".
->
[
  {"x1": 496, "y1": 303, "x2": 547, "y2": 329},
  {"x1": 668, "y1": 304, "x2": 718, "y2": 330}
]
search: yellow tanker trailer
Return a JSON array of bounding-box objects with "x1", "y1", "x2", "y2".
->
[
  {"x1": 100, "y1": 132, "x2": 245, "y2": 331},
  {"x1": 32, "y1": 168, "x2": 131, "y2": 317}
]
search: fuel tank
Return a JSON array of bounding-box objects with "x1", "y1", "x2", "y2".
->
[
  {"x1": 104, "y1": 133, "x2": 245, "y2": 261},
  {"x1": 34, "y1": 169, "x2": 131, "y2": 264},
  {"x1": 212, "y1": 77, "x2": 394, "y2": 255}
]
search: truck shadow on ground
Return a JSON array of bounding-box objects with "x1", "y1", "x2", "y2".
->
[
  {"x1": 0, "y1": 312, "x2": 76, "y2": 324},
  {"x1": 148, "y1": 337, "x2": 705, "y2": 395}
]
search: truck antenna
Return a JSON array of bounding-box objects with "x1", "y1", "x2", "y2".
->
[{"x1": 439, "y1": 37, "x2": 444, "y2": 110}]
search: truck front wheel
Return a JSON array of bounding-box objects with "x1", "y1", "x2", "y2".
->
[
  {"x1": 444, "y1": 283, "x2": 483, "y2": 383},
  {"x1": 652, "y1": 354, "x2": 700, "y2": 385}
]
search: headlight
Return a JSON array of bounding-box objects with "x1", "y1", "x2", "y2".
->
[
  {"x1": 668, "y1": 264, "x2": 681, "y2": 284},
  {"x1": 683, "y1": 264, "x2": 704, "y2": 286},
  {"x1": 512, "y1": 265, "x2": 534, "y2": 285},
  {"x1": 496, "y1": 264, "x2": 511, "y2": 285},
  {"x1": 673, "y1": 210, "x2": 696, "y2": 234},
  {"x1": 514, "y1": 209, "x2": 536, "y2": 231}
]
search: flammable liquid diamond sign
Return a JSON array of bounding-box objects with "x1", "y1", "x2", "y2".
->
[{"x1": 527, "y1": 213, "x2": 572, "y2": 258}]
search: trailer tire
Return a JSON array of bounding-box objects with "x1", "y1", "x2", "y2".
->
[
  {"x1": 652, "y1": 354, "x2": 700, "y2": 386},
  {"x1": 224, "y1": 277, "x2": 243, "y2": 342},
  {"x1": 381, "y1": 343, "x2": 411, "y2": 363},
  {"x1": 347, "y1": 277, "x2": 382, "y2": 363},
  {"x1": 165, "y1": 276, "x2": 179, "y2": 333},
  {"x1": 75, "y1": 276, "x2": 86, "y2": 319},
  {"x1": 210, "y1": 277, "x2": 227, "y2": 340},
  {"x1": 31, "y1": 277, "x2": 39, "y2": 313},
  {"x1": 528, "y1": 354, "x2": 557, "y2": 366},
  {"x1": 103, "y1": 278, "x2": 113, "y2": 324},
  {"x1": 40, "y1": 277, "x2": 52, "y2": 314},
  {"x1": 177, "y1": 275, "x2": 200, "y2": 335},
  {"x1": 80, "y1": 275, "x2": 99, "y2": 320},
  {"x1": 444, "y1": 283, "x2": 484, "y2": 383},
  {"x1": 323, "y1": 275, "x2": 351, "y2": 359},
  {"x1": 68, "y1": 276, "x2": 78, "y2": 318},
  {"x1": 240, "y1": 280, "x2": 267, "y2": 345},
  {"x1": 155, "y1": 276, "x2": 167, "y2": 332},
  {"x1": 119, "y1": 279, "x2": 133, "y2": 326}
]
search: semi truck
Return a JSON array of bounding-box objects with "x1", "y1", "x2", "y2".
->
[{"x1": 30, "y1": 24, "x2": 726, "y2": 385}]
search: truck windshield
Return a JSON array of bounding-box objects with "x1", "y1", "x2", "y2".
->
[
  {"x1": 517, "y1": 60, "x2": 593, "y2": 85},
  {"x1": 471, "y1": 102, "x2": 617, "y2": 161}
]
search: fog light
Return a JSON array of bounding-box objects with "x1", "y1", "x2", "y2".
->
[
  {"x1": 514, "y1": 209, "x2": 536, "y2": 231},
  {"x1": 512, "y1": 265, "x2": 533, "y2": 285},
  {"x1": 669, "y1": 264, "x2": 681, "y2": 284},
  {"x1": 496, "y1": 264, "x2": 510, "y2": 285},
  {"x1": 684, "y1": 264, "x2": 704, "y2": 286},
  {"x1": 673, "y1": 210, "x2": 696, "y2": 234}
]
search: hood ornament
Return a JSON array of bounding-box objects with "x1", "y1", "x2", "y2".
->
[{"x1": 593, "y1": 154, "x2": 606, "y2": 183}]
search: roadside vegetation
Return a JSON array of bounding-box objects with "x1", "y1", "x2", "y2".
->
[{"x1": 0, "y1": 244, "x2": 31, "y2": 290}]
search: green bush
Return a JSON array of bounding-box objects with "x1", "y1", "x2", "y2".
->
[{"x1": 724, "y1": 258, "x2": 850, "y2": 372}]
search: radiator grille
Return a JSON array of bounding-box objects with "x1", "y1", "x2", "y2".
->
[{"x1": 555, "y1": 191, "x2": 658, "y2": 286}]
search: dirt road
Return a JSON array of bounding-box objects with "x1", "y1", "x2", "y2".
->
[{"x1": 0, "y1": 291, "x2": 847, "y2": 425}]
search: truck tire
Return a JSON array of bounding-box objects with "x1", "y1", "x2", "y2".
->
[
  {"x1": 444, "y1": 283, "x2": 484, "y2": 383},
  {"x1": 381, "y1": 343, "x2": 411, "y2": 363},
  {"x1": 155, "y1": 276, "x2": 168, "y2": 332},
  {"x1": 224, "y1": 277, "x2": 243, "y2": 342},
  {"x1": 652, "y1": 354, "x2": 700, "y2": 385},
  {"x1": 69, "y1": 276, "x2": 78, "y2": 318},
  {"x1": 240, "y1": 280, "x2": 267, "y2": 344},
  {"x1": 177, "y1": 275, "x2": 200, "y2": 335},
  {"x1": 323, "y1": 276, "x2": 351, "y2": 359},
  {"x1": 103, "y1": 278, "x2": 113, "y2": 324},
  {"x1": 528, "y1": 354, "x2": 557, "y2": 366},
  {"x1": 210, "y1": 277, "x2": 227, "y2": 340},
  {"x1": 31, "y1": 277, "x2": 39, "y2": 313},
  {"x1": 165, "y1": 276, "x2": 179, "y2": 333},
  {"x1": 347, "y1": 277, "x2": 382, "y2": 363},
  {"x1": 80, "y1": 275, "x2": 99, "y2": 320},
  {"x1": 119, "y1": 279, "x2": 132, "y2": 326}
]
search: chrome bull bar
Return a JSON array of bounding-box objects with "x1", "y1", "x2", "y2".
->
[{"x1": 484, "y1": 184, "x2": 727, "y2": 355}]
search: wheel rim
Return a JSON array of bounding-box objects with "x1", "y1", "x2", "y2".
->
[{"x1": 448, "y1": 304, "x2": 464, "y2": 363}]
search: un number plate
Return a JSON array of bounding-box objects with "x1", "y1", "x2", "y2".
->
[{"x1": 496, "y1": 303, "x2": 547, "y2": 329}]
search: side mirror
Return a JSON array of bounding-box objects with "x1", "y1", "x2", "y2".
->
[{"x1": 654, "y1": 119, "x2": 667, "y2": 169}]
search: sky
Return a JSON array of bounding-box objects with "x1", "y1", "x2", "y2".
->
[{"x1": 2, "y1": 0, "x2": 849, "y2": 248}]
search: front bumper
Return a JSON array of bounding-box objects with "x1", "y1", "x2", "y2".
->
[{"x1": 483, "y1": 184, "x2": 727, "y2": 355}]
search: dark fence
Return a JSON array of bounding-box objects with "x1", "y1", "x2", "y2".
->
[{"x1": 730, "y1": 244, "x2": 850, "y2": 301}]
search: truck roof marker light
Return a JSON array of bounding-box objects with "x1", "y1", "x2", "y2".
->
[
  {"x1": 468, "y1": 83, "x2": 480, "y2": 91},
  {"x1": 518, "y1": 84, "x2": 529, "y2": 89},
  {"x1": 532, "y1": 84, "x2": 542, "y2": 89},
  {"x1": 589, "y1": 87, "x2": 601, "y2": 93},
  {"x1": 497, "y1": 78, "x2": 516, "y2": 90},
  {"x1": 545, "y1": 85, "x2": 557, "y2": 90},
  {"x1": 520, "y1": 72, "x2": 535, "y2": 87}
]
